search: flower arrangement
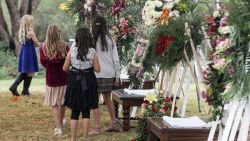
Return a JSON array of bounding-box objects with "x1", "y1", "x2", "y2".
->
[
  {"x1": 111, "y1": 0, "x2": 126, "y2": 17},
  {"x1": 142, "y1": 0, "x2": 194, "y2": 26},
  {"x1": 127, "y1": 37, "x2": 149, "y2": 89},
  {"x1": 142, "y1": 12, "x2": 203, "y2": 72},
  {"x1": 140, "y1": 0, "x2": 202, "y2": 73},
  {"x1": 202, "y1": 0, "x2": 250, "y2": 120},
  {"x1": 202, "y1": 8, "x2": 238, "y2": 120},
  {"x1": 135, "y1": 92, "x2": 178, "y2": 141},
  {"x1": 59, "y1": 0, "x2": 111, "y2": 25},
  {"x1": 111, "y1": 17, "x2": 136, "y2": 67}
]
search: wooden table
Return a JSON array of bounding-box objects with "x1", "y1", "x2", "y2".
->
[
  {"x1": 112, "y1": 89, "x2": 145, "y2": 131},
  {"x1": 147, "y1": 118, "x2": 219, "y2": 141},
  {"x1": 112, "y1": 80, "x2": 154, "y2": 131}
]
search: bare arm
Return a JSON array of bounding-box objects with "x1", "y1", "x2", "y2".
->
[
  {"x1": 27, "y1": 31, "x2": 40, "y2": 47},
  {"x1": 63, "y1": 51, "x2": 71, "y2": 72},
  {"x1": 93, "y1": 52, "x2": 100, "y2": 73}
]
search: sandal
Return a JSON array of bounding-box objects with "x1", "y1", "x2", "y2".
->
[
  {"x1": 104, "y1": 123, "x2": 119, "y2": 132},
  {"x1": 89, "y1": 128, "x2": 101, "y2": 135}
]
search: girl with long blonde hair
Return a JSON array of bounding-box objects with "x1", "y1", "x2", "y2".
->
[
  {"x1": 39, "y1": 24, "x2": 69, "y2": 136},
  {"x1": 9, "y1": 15, "x2": 40, "y2": 96}
]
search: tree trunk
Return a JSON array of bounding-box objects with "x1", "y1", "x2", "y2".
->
[{"x1": 0, "y1": 1, "x2": 9, "y2": 41}]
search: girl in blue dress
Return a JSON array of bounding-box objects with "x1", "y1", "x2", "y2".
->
[{"x1": 9, "y1": 15, "x2": 40, "y2": 96}]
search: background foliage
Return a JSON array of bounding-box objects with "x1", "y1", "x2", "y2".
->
[{"x1": 0, "y1": 0, "x2": 75, "y2": 79}]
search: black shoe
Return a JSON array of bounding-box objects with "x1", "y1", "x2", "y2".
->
[
  {"x1": 21, "y1": 76, "x2": 32, "y2": 96},
  {"x1": 9, "y1": 87, "x2": 20, "y2": 96},
  {"x1": 9, "y1": 73, "x2": 27, "y2": 96}
]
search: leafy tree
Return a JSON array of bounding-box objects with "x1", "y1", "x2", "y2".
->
[{"x1": 0, "y1": 0, "x2": 41, "y2": 55}]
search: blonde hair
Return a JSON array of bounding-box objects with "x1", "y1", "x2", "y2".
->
[
  {"x1": 44, "y1": 24, "x2": 66, "y2": 59},
  {"x1": 19, "y1": 15, "x2": 34, "y2": 44}
]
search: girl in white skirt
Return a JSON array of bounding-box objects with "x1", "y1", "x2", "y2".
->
[{"x1": 39, "y1": 25, "x2": 69, "y2": 136}]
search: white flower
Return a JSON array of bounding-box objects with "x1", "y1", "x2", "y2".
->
[
  {"x1": 88, "y1": 6, "x2": 92, "y2": 12},
  {"x1": 155, "y1": 0, "x2": 163, "y2": 7},
  {"x1": 166, "y1": 2, "x2": 174, "y2": 9},
  {"x1": 224, "y1": 11, "x2": 230, "y2": 16},
  {"x1": 213, "y1": 10, "x2": 220, "y2": 18},
  {"x1": 84, "y1": 4, "x2": 88, "y2": 9},
  {"x1": 218, "y1": 26, "x2": 233, "y2": 34},
  {"x1": 170, "y1": 10, "x2": 179, "y2": 18}
]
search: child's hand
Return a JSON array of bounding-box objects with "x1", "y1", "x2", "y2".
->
[
  {"x1": 27, "y1": 31, "x2": 40, "y2": 47},
  {"x1": 27, "y1": 31, "x2": 35, "y2": 38},
  {"x1": 114, "y1": 78, "x2": 120, "y2": 86}
]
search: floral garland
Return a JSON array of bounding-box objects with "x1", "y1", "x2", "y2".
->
[
  {"x1": 135, "y1": 92, "x2": 178, "y2": 141},
  {"x1": 202, "y1": 0, "x2": 250, "y2": 120},
  {"x1": 202, "y1": 8, "x2": 237, "y2": 120}
]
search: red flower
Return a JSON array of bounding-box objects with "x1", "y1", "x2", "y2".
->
[
  {"x1": 155, "y1": 35, "x2": 174, "y2": 56},
  {"x1": 152, "y1": 107, "x2": 156, "y2": 112},
  {"x1": 130, "y1": 138, "x2": 137, "y2": 141},
  {"x1": 164, "y1": 105, "x2": 169, "y2": 111},
  {"x1": 166, "y1": 97, "x2": 171, "y2": 102},
  {"x1": 144, "y1": 100, "x2": 149, "y2": 104},
  {"x1": 174, "y1": 106, "x2": 177, "y2": 111},
  {"x1": 143, "y1": 127, "x2": 149, "y2": 132},
  {"x1": 155, "y1": 47, "x2": 165, "y2": 56}
]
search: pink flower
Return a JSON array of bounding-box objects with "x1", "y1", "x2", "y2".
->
[
  {"x1": 212, "y1": 56, "x2": 217, "y2": 62},
  {"x1": 217, "y1": 59, "x2": 226, "y2": 66},
  {"x1": 135, "y1": 45, "x2": 144, "y2": 57},
  {"x1": 159, "y1": 108, "x2": 165, "y2": 113},
  {"x1": 217, "y1": 39, "x2": 230, "y2": 49},
  {"x1": 215, "y1": 37, "x2": 222, "y2": 47},
  {"x1": 220, "y1": 16, "x2": 228, "y2": 27},
  {"x1": 119, "y1": 18, "x2": 128, "y2": 27}
]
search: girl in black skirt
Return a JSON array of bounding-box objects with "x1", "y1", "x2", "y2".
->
[{"x1": 63, "y1": 28, "x2": 100, "y2": 141}]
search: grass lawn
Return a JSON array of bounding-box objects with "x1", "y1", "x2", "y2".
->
[{"x1": 0, "y1": 78, "x2": 210, "y2": 141}]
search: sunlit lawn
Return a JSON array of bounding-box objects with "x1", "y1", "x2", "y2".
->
[{"x1": 0, "y1": 78, "x2": 210, "y2": 141}]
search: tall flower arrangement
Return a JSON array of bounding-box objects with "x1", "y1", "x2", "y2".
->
[
  {"x1": 202, "y1": 0, "x2": 250, "y2": 120},
  {"x1": 202, "y1": 8, "x2": 237, "y2": 120},
  {"x1": 110, "y1": 0, "x2": 146, "y2": 68}
]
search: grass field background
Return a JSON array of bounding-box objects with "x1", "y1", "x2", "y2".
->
[{"x1": 0, "y1": 77, "x2": 210, "y2": 141}]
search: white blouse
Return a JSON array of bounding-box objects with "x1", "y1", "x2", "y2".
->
[{"x1": 70, "y1": 44, "x2": 95, "y2": 70}]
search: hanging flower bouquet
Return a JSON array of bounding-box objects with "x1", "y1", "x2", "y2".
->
[{"x1": 135, "y1": 92, "x2": 178, "y2": 141}]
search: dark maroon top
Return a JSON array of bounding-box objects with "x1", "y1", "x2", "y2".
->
[{"x1": 39, "y1": 46, "x2": 69, "y2": 87}]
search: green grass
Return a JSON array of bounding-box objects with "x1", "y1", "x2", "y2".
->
[{"x1": 0, "y1": 78, "x2": 211, "y2": 141}]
